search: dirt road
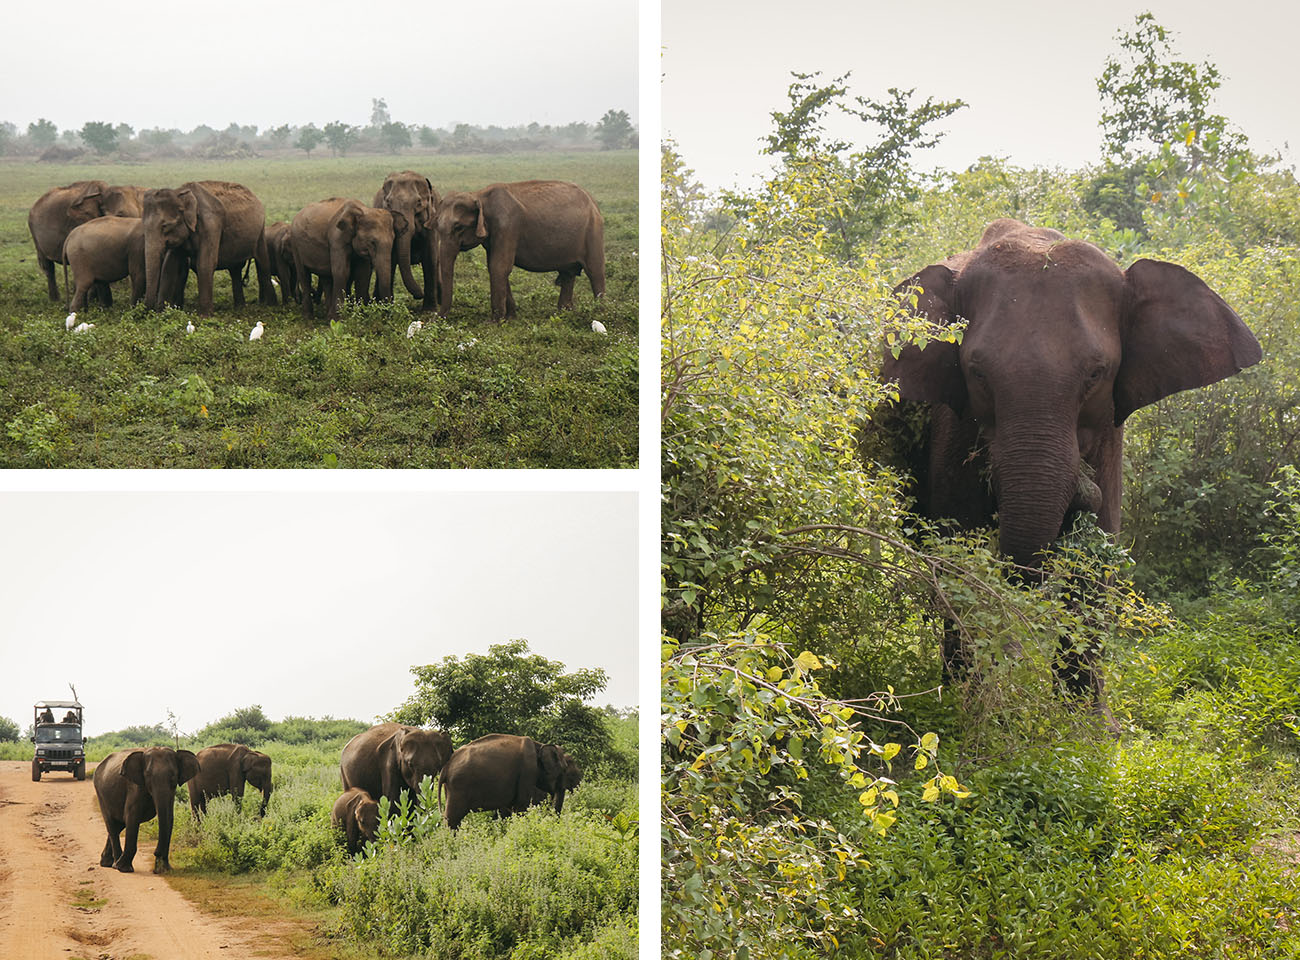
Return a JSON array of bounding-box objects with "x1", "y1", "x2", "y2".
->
[{"x1": 0, "y1": 760, "x2": 298, "y2": 960}]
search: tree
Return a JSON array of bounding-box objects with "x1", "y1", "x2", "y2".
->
[
  {"x1": 296, "y1": 123, "x2": 324, "y2": 156},
  {"x1": 80, "y1": 121, "x2": 118, "y2": 155},
  {"x1": 27, "y1": 118, "x2": 57, "y2": 148},
  {"x1": 0, "y1": 716, "x2": 19, "y2": 742},
  {"x1": 370, "y1": 97, "x2": 391, "y2": 127},
  {"x1": 594, "y1": 108, "x2": 634, "y2": 150},
  {"x1": 139, "y1": 127, "x2": 176, "y2": 149},
  {"x1": 379, "y1": 121, "x2": 411, "y2": 154},
  {"x1": 323, "y1": 120, "x2": 359, "y2": 157},
  {"x1": 267, "y1": 123, "x2": 291, "y2": 147},
  {"x1": 390, "y1": 639, "x2": 609, "y2": 746},
  {"x1": 113, "y1": 122, "x2": 134, "y2": 143},
  {"x1": 418, "y1": 125, "x2": 440, "y2": 147}
]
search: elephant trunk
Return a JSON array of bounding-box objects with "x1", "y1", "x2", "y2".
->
[
  {"x1": 374, "y1": 249, "x2": 394, "y2": 302},
  {"x1": 990, "y1": 418, "x2": 1081, "y2": 572},
  {"x1": 438, "y1": 247, "x2": 456, "y2": 316},
  {"x1": 259, "y1": 782, "x2": 271, "y2": 817},
  {"x1": 154, "y1": 791, "x2": 175, "y2": 870},
  {"x1": 143, "y1": 231, "x2": 166, "y2": 309},
  {"x1": 397, "y1": 230, "x2": 423, "y2": 299}
]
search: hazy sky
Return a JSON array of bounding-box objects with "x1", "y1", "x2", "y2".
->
[
  {"x1": 0, "y1": 492, "x2": 637, "y2": 736},
  {"x1": 0, "y1": 0, "x2": 638, "y2": 133},
  {"x1": 663, "y1": 0, "x2": 1298, "y2": 189}
]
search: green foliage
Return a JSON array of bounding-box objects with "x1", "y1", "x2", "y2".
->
[
  {"x1": 322, "y1": 121, "x2": 359, "y2": 157},
  {"x1": 595, "y1": 109, "x2": 635, "y2": 150},
  {"x1": 79, "y1": 120, "x2": 118, "y2": 155},
  {"x1": 0, "y1": 716, "x2": 19, "y2": 741},
  {"x1": 295, "y1": 123, "x2": 324, "y2": 155}
]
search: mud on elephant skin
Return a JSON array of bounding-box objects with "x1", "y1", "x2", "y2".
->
[
  {"x1": 141, "y1": 180, "x2": 275, "y2": 315},
  {"x1": 435, "y1": 180, "x2": 605, "y2": 321},
  {"x1": 439, "y1": 733, "x2": 580, "y2": 830},
  {"x1": 332, "y1": 787, "x2": 381, "y2": 855},
  {"x1": 290, "y1": 198, "x2": 405, "y2": 322},
  {"x1": 29, "y1": 180, "x2": 144, "y2": 302},
  {"x1": 61, "y1": 216, "x2": 146, "y2": 312},
  {"x1": 93, "y1": 746, "x2": 200, "y2": 873},
  {"x1": 339, "y1": 722, "x2": 452, "y2": 809},
  {"x1": 883, "y1": 218, "x2": 1262, "y2": 703},
  {"x1": 188, "y1": 743, "x2": 273, "y2": 819},
  {"x1": 373, "y1": 170, "x2": 440, "y2": 310}
]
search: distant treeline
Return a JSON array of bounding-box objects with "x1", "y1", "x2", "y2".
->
[{"x1": 0, "y1": 99, "x2": 638, "y2": 161}]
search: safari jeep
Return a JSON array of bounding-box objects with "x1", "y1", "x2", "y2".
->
[{"x1": 32, "y1": 700, "x2": 85, "y2": 781}]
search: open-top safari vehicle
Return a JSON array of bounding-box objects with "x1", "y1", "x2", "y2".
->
[{"x1": 32, "y1": 699, "x2": 85, "y2": 781}]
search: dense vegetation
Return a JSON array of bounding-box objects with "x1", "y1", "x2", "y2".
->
[
  {"x1": 0, "y1": 151, "x2": 637, "y2": 467},
  {"x1": 663, "y1": 14, "x2": 1300, "y2": 960}
]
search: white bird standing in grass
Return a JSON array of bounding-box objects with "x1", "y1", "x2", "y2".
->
[
  {"x1": 73, "y1": 322, "x2": 94, "y2": 334},
  {"x1": 591, "y1": 320, "x2": 607, "y2": 335},
  {"x1": 406, "y1": 319, "x2": 423, "y2": 339},
  {"x1": 186, "y1": 319, "x2": 196, "y2": 335},
  {"x1": 249, "y1": 321, "x2": 264, "y2": 342},
  {"x1": 65, "y1": 312, "x2": 76, "y2": 331}
]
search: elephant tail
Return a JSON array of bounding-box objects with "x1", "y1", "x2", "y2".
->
[
  {"x1": 61, "y1": 238, "x2": 71, "y2": 311},
  {"x1": 242, "y1": 258, "x2": 252, "y2": 283}
]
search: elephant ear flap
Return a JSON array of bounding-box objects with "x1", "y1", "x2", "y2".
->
[
  {"x1": 177, "y1": 750, "x2": 201, "y2": 785},
  {"x1": 177, "y1": 189, "x2": 198, "y2": 233},
  {"x1": 882, "y1": 264, "x2": 967, "y2": 412},
  {"x1": 123, "y1": 750, "x2": 148, "y2": 787},
  {"x1": 335, "y1": 208, "x2": 359, "y2": 239},
  {"x1": 540, "y1": 744, "x2": 563, "y2": 782},
  {"x1": 1115, "y1": 259, "x2": 1262, "y2": 425}
]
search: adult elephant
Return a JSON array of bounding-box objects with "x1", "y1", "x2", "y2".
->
[
  {"x1": 93, "y1": 746, "x2": 200, "y2": 873},
  {"x1": 62, "y1": 216, "x2": 146, "y2": 311},
  {"x1": 290, "y1": 198, "x2": 404, "y2": 322},
  {"x1": 883, "y1": 218, "x2": 1261, "y2": 704},
  {"x1": 29, "y1": 180, "x2": 144, "y2": 302},
  {"x1": 141, "y1": 180, "x2": 275, "y2": 315},
  {"x1": 188, "y1": 743, "x2": 273, "y2": 819},
  {"x1": 339, "y1": 722, "x2": 451, "y2": 809},
  {"x1": 373, "y1": 170, "x2": 440, "y2": 310},
  {"x1": 264, "y1": 220, "x2": 299, "y2": 305},
  {"x1": 435, "y1": 180, "x2": 604, "y2": 321},
  {"x1": 439, "y1": 734, "x2": 577, "y2": 829},
  {"x1": 332, "y1": 787, "x2": 380, "y2": 855}
]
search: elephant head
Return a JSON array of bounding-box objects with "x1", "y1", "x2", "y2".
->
[
  {"x1": 141, "y1": 187, "x2": 200, "y2": 308},
  {"x1": 536, "y1": 743, "x2": 581, "y2": 814},
  {"x1": 377, "y1": 171, "x2": 440, "y2": 300},
  {"x1": 884, "y1": 219, "x2": 1262, "y2": 571},
  {"x1": 434, "y1": 191, "x2": 487, "y2": 315},
  {"x1": 66, "y1": 181, "x2": 142, "y2": 226},
  {"x1": 123, "y1": 747, "x2": 200, "y2": 873},
  {"x1": 390, "y1": 726, "x2": 453, "y2": 795},
  {"x1": 332, "y1": 202, "x2": 404, "y2": 302},
  {"x1": 238, "y1": 748, "x2": 273, "y2": 816}
]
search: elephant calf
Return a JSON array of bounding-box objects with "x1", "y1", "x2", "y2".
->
[
  {"x1": 290, "y1": 198, "x2": 405, "y2": 322},
  {"x1": 339, "y1": 722, "x2": 452, "y2": 810},
  {"x1": 62, "y1": 217, "x2": 146, "y2": 311},
  {"x1": 332, "y1": 787, "x2": 380, "y2": 854},
  {"x1": 265, "y1": 220, "x2": 299, "y2": 305},
  {"x1": 439, "y1": 734, "x2": 581, "y2": 830},
  {"x1": 189, "y1": 743, "x2": 273, "y2": 819},
  {"x1": 93, "y1": 746, "x2": 200, "y2": 873}
]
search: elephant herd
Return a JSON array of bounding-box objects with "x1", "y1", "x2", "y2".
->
[
  {"x1": 29, "y1": 173, "x2": 607, "y2": 324},
  {"x1": 91, "y1": 725, "x2": 581, "y2": 873}
]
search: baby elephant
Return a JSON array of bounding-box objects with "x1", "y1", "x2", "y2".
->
[
  {"x1": 62, "y1": 216, "x2": 146, "y2": 311},
  {"x1": 332, "y1": 786, "x2": 380, "y2": 855}
]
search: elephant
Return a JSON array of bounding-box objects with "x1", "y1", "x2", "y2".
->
[
  {"x1": 332, "y1": 787, "x2": 380, "y2": 855},
  {"x1": 290, "y1": 198, "x2": 405, "y2": 322},
  {"x1": 883, "y1": 218, "x2": 1262, "y2": 705},
  {"x1": 61, "y1": 216, "x2": 146, "y2": 311},
  {"x1": 264, "y1": 220, "x2": 300, "y2": 305},
  {"x1": 435, "y1": 180, "x2": 605, "y2": 321},
  {"x1": 339, "y1": 722, "x2": 452, "y2": 810},
  {"x1": 29, "y1": 180, "x2": 144, "y2": 302},
  {"x1": 438, "y1": 734, "x2": 578, "y2": 830},
  {"x1": 373, "y1": 170, "x2": 440, "y2": 310},
  {"x1": 188, "y1": 743, "x2": 273, "y2": 819},
  {"x1": 141, "y1": 180, "x2": 275, "y2": 315},
  {"x1": 93, "y1": 746, "x2": 200, "y2": 873}
]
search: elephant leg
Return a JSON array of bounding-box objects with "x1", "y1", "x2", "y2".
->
[
  {"x1": 300, "y1": 270, "x2": 316, "y2": 322},
  {"x1": 556, "y1": 271, "x2": 577, "y2": 310},
  {"x1": 100, "y1": 821, "x2": 123, "y2": 867},
  {"x1": 230, "y1": 267, "x2": 246, "y2": 308},
  {"x1": 504, "y1": 282, "x2": 517, "y2": 321},
  {"x1": 254, "y1": 235, "x2": 276, "y2": 306},
  {"x1": 587, "y1": 252, "x2": 606, "y2": 300},
  {"x1": 38, "y1": 251, "x2": 59, "y2": 301},
  {"x1": 351, "y1": 262, "x2": 373, "y2": 303},
  {"x1": 90, "y1": 281, "x2": 113, "y2": 307},
  {"x1": 444, "y1": 794, "x2": 468, "y2": 830},
  {"x1": 115, "y1": 818, "x2": 140, "y2": 872},
  {"x1": 70, "y1": 282, "x2": 90, "y2": 313}
]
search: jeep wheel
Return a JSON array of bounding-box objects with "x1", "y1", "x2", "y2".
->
[
  {"x1": 31, "y1": 760, "x2": 41, "y2": 782},
  {"x1": 74, "y1": 760, "x2": 86, "y2": 781}
]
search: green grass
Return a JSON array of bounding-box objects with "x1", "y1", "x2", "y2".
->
[{"x1": 0, "y1": 152, "x2": 637, "y2": 467}]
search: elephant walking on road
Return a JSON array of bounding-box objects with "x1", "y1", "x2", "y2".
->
[
  {"x1": 332, "y1": 787, "x2": 380, "y2": 855},
  {"x1": 339, "y1": 723, "x2": 452, "y2": 810},
  {"x1": 93, "y1": 746, "x2": 200, "y2": 873},
  {"x1": 439, "y1": 734, "x2": 581, "y2": 830},
  {"x1": 435, "y1": 180, "x2": 604, "y2": 321},
  {"x1": 188, "y1": 743, "x2": 273, "y2": 819}
]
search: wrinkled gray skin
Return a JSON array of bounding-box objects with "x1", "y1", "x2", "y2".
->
[
  {"x1": 264, "y1": 220, "x2": 299, "y2": 305},
  {"x1": 339, "y1": 722, "x2": 452, "y2": 809},
  {"x1": 29, "y1": 180, "x2": 144, "y2": 302},
  {"x1": 290, "y1": 198, "x2": 404, "y2": 322},
  {"x1": 884, "y1": 218, "x2": 1262, "y2": 704},
  {"x1": 439, "y1": 734, "x2": 577, "y2": 830},
  {"x1": 93, "y1": 747, "x2": 200, "y2": 873},
  {"x1": 332, "y1": 787, "x2": 380, "y2": 855},
  {"x1": 62, "y1": 217, "x2": 146, "y2": 311},
  {"x1": 142, "y1": 180, "x2": 275, "y2": 315},
  {"x1": 524, "y1": 747, "x2": 582, "y2": 809},
  {"x1": 373, "y1": 170, "x2": 440, "y2": 310},
  {"x1": 188, "y1": 743, "x2": 273, "y2": 819},
  {"x1": 435, "y1": 180, "x2": 605, "y2": 321}
]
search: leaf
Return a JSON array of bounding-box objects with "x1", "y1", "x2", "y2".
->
[
  {"x1": 795, "y1": 650, "x2": 823, "y2": 672},
  {"x1": 922, "y1": 784, "x2": 941, "y2": 803}
]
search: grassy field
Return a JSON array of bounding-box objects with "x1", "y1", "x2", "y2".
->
[{"x1": 0, "y1": 151, "x2": 637, "y2": 468}]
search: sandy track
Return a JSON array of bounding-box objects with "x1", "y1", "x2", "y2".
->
[{"x1": 0, "y1": 760, "x2": 297, "y2": 960}]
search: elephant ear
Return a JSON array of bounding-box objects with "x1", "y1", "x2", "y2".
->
[
  {"x1": 122, "y1": 750, "x2": 148, "y2": 787},
  {"x1": 474, "y1": 197, "x2": 488, "y2": 239},
  {"x1": 882, "y1": 264, "x2": 967, "y2": 412},
  {"x1": 539, "y1": 744, "x2": 564, "y2": 788},
  {"x1": 177, "y1": 189, "x2": 199, "y2": 233},
  {"x1": 71, "y1": 182, "x2": 103, "y2": 215},
  {"x1": 1114, "y1": 259, "x2": 1263, "y2": 425},
  {"x1": 424, "y1": 179, "x2": 440, "y2": 222},
  {"x1": 177, "y1": 749, "x2": 201, "y2": 785},
  {"x1": 335, "y1": 206, "x2": 360, "y2": 240}
]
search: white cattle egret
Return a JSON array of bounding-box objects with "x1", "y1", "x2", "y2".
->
[
  {"x1": 73, "y1": 322, "x2": 94, "y2": 334},
  {"x1": 65, "y1": 312, "x2": 76, "y2": 330},
  {"x1": 591, "y1": 320, "x2": 607, "y2": 335},
  {"x1": 456, "y1": 338, "x2": 478, "y2": 352},
  {"x1": 249, "y1": 321, "x2": 264, "y2": 342},
  {"x1": 186, "y1": 320, "x2": 196, "y2": 335},
  {"x1": 406, "y1": 320, "x2": 423, "y2": 339}
]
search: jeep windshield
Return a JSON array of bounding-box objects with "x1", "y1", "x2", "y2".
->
[{"x1": 34, "y1": 725, "x2": 80, "y2": 742}]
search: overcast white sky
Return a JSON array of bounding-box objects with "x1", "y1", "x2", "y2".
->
[
  {"x1": 663, "y1": 0, "x2": 1298, "y2": 189},
  {"x1": 0, "y1": 0, "x2": 638, "y2": 133},
  {"x1": 0, "y1": 492, "x2": 637, "y2": 736}
]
